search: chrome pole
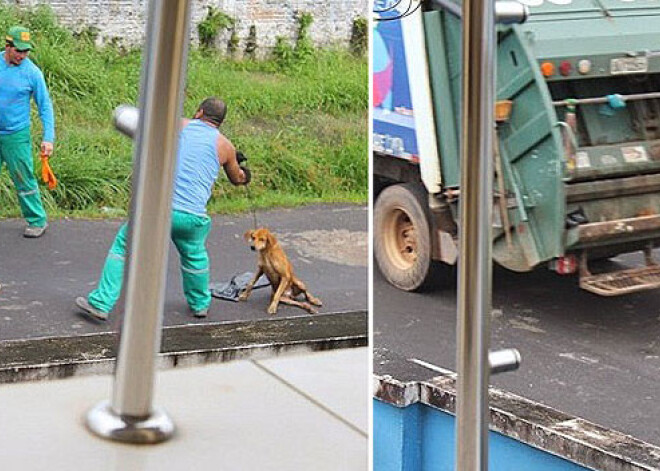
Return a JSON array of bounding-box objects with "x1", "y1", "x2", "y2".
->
[
  {"x1": 456, "y1": 0, "x2": 496, "y2": 467},
  {"x1": 86, "y1": 0, "x2": 191, "y2": 444}
]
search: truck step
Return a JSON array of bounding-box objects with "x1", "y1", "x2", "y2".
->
[{"x1": 580, "y1": 265, "x2": 660, "y2": 296}]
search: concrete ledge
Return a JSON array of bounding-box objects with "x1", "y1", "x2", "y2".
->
[
  {"x1": 375, "y1": 373, "x2": 660, "y2": 471},
  {"x1": 0, "y1": 311, "x2": 367, "y2": 384},
  {"x1": 372, "y1": 375, "x2": 419, "y2": 407}
]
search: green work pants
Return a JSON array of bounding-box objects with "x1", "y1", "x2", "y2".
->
[
  {"x1": 88, "y1": 210, "x2": 212, "y2": 313},
  {"x1": 0, "y1": 128, "x2": 47, "y2": 227}
]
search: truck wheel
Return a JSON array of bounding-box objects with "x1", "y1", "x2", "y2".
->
[{"x1": 375, "y1": 183, "x2": 447, "y2": 291}]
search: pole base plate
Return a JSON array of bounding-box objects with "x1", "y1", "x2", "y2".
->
[{"x1": 85, "y1": 400, "x2": 175, "y2": 444}]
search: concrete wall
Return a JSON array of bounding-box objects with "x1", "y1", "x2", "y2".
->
[{"x1": 7, "y1": 0, "x2": 368, "y2": 56}]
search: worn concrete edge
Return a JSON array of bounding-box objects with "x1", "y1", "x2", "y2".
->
[
  {"x1": 372, "y1": 375, "x2": 420, "y2": 407},
  {"x1": 374, "y1": 373, "x2": 660, "y2": 471},
  {"x1": 0, "y1": 311, "x2": 367, "y2": 385}
]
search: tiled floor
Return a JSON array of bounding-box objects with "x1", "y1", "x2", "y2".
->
[{"x1": 0, "y1": 347, "x2": 368, "y2": 471}]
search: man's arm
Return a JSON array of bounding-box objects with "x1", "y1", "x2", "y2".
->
[
  {"x1": 217, "y1": 134, "x2": 248, "y2": 185},
  {"x1": 31, "y1": 68, "x2": 55, "y2": 156}
]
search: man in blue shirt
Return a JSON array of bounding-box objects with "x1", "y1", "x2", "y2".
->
[
  {"x1": 0, "y1": 26, "x2": 55, "y2": 238},
  {"x1": 76, "y1": 98, "x2": 250, "y2": 320}
]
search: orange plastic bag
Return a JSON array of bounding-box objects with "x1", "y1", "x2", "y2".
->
[{"x1": 41, "y1": 153, "x2": 57, "y2": 190}]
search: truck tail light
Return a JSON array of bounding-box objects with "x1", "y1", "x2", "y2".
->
[
  {"x1": 541, "y1": 61, "x2": 555, "y2": 77},
  {"x1": 549, "y1": 255, "x2": 578, "y2": 274},
  {"x1": 577, "y1": 59, "x2": 591, "y2": 75}
]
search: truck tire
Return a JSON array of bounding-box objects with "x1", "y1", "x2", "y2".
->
[{"x1": 375, "y1": 183, "x2": 452, "y2": 291}]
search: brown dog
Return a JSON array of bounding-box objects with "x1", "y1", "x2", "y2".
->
[{"x1": 239, "y1": 228, "x2": 322, "y2": 315}]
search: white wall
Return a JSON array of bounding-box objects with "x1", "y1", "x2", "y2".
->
[{"x1": 8, "y1": 0, "x2": 368, "y2": 56}]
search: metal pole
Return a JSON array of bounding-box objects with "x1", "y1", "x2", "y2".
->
[
  {"x1": 85, "y1": 0, "x2": 191, "y2": 444},
  {"x1": 456, "y1": 0, "x2": 495, "y2": 467}
]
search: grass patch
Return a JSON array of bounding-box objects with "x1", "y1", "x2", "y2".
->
[{"x1": 0, "y1": 5, "x2": 367, "y2": 218}]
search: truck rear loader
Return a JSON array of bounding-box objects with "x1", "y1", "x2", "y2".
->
[{"x1": 373, "y1": 0, "x2": 660, "y2": 295}]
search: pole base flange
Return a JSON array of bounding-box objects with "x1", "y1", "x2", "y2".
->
[{"x1": 85, "y1": 400, "x2": 175, "y2": 444}]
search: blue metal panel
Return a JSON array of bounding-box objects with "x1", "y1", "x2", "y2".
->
[
  {"x1": 373, "y1": 400, "x2": 422, "y2": 471},
  {"x1": 420, "y1": 407, "x2": 456, "y2": 471},
  {"x1": 489, "y1": 430, "x2": 590, "y2": 471},
  {"x1": 374, "y1": 399, "x2": 592, "y2": 471}
]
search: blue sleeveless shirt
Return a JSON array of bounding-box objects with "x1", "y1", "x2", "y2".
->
[{"x1": 172, "y1": 120, "x2": 221, "y2": 216}]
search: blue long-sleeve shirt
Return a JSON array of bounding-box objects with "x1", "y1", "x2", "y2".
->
[{"x1": 0, "y1": 53, "x2": 55, "y2": 142}]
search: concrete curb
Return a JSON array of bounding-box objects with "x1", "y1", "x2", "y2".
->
[{"x1": 0, "y1": 311, "x2": 367, "y2": 384}]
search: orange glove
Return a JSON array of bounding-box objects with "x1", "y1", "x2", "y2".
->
[{"x1": 41, "y1": 152, "x2": 57, "y2": 190}]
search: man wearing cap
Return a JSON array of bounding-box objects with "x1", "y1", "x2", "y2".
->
[{"x1": 0, "y1": 26, "x2": 54, "y2": 238}]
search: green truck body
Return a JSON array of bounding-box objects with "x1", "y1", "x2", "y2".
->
[{"x1": 374, "y1": 0, "x2": 660, "y2": 294}]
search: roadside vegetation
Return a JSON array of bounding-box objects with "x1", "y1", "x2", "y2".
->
[{"x1": 0, "y1": 5, "x2": 367, "y2": 218}]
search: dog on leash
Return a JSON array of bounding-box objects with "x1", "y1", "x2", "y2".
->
[{"x1": 239, "y1": 228, "x2": 322, "y2": 315}]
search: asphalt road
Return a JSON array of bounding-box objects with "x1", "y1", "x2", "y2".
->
[
  {"x1": 374, "y1": 252, "x2": 660, "y2": 446},
  {"x1": 0, "y1": 204, "x2": 367, "y2": 341}
]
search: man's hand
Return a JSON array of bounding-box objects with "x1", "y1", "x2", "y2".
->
[
  {"x1": 236, "y1": 151, "x2": 250, "y2": 185},
  {"x1": 41, "y1": 141, "x2": 53, "y2": 157},
  {"x1": 239, "y1": 165, "x2": 251, "y2": 185}
]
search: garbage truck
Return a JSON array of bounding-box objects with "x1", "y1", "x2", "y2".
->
[{"x1": 373, "y1": 0, "x2": 660, "y2": 295}]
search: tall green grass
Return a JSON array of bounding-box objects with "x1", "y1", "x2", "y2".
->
[{"x1": 0, "y1": 5, "x2": 367, "y2": 218}]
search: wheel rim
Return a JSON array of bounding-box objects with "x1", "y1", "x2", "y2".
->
[{"x1": 382, "y1": 207, "x2": 418, "y2": 270}]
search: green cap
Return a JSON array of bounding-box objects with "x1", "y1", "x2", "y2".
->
[{"x1": 6, "y1": 26, "x2": 33, "y2": 51}]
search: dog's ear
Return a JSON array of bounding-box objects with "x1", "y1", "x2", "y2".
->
[
  {"x1": 243, "y1": 230, "x2": 254, "y2": 242},
  {"x1": 266, "y1": 231, "x2": 276, "y2": 247}
]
